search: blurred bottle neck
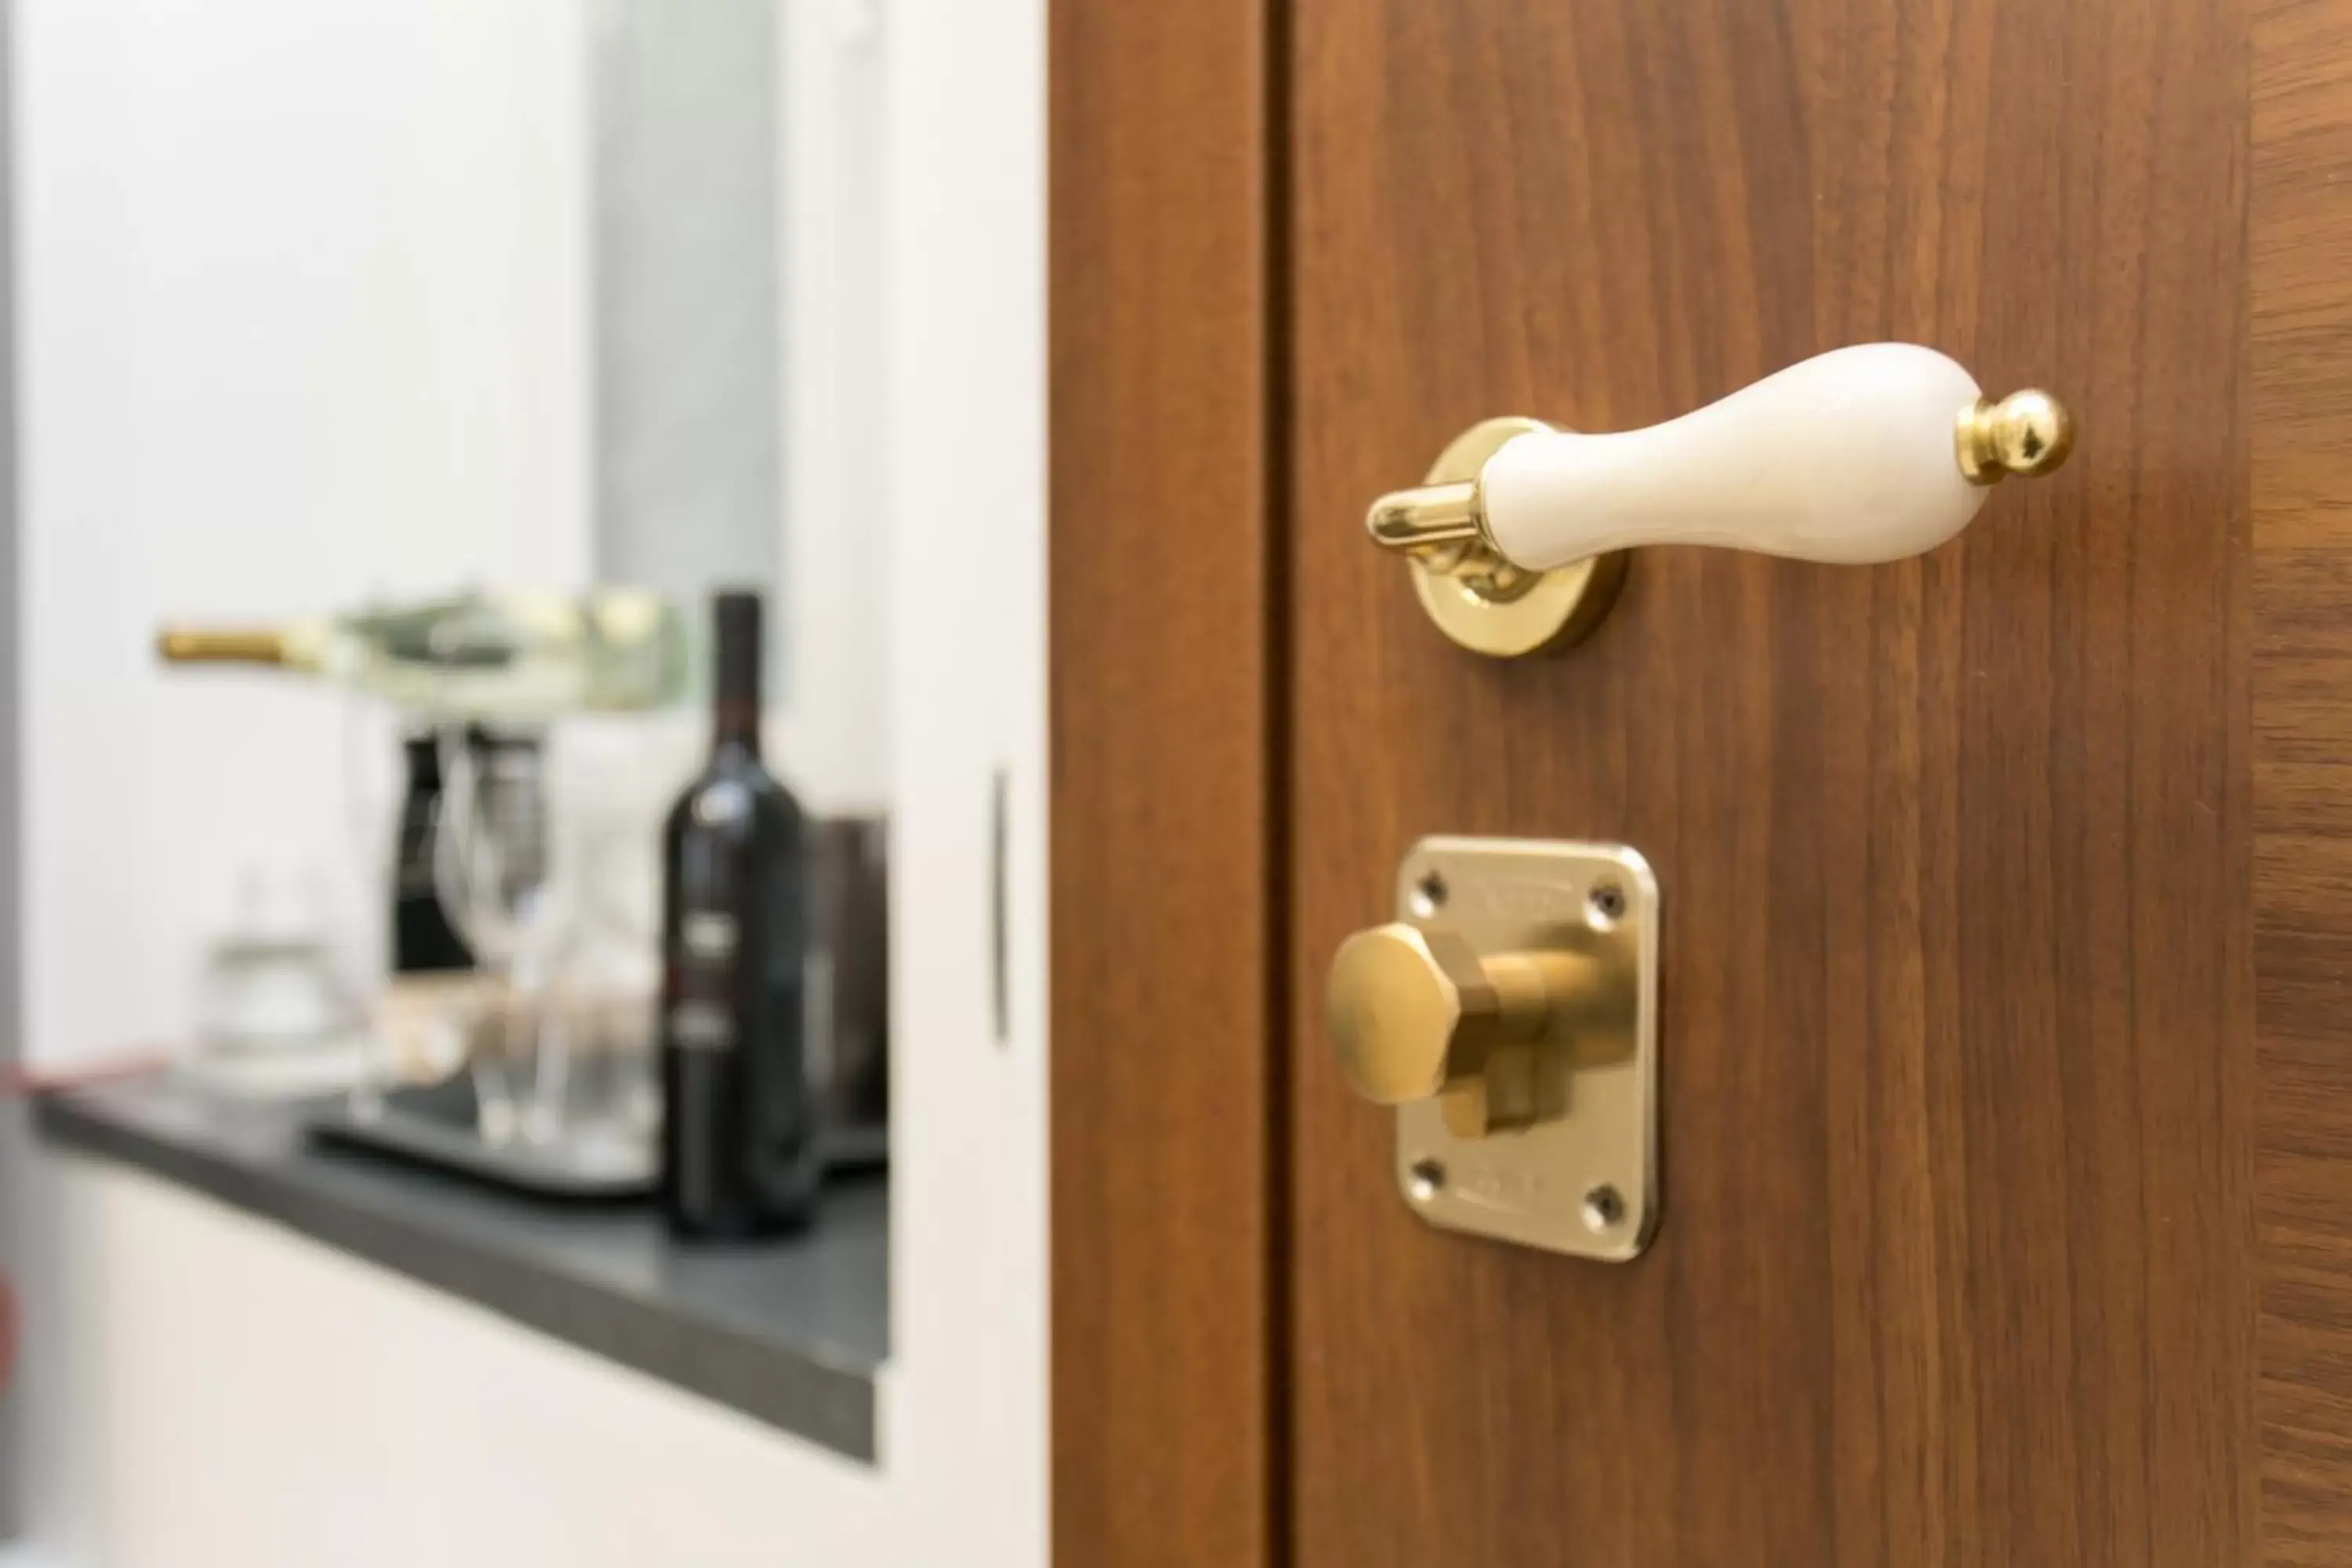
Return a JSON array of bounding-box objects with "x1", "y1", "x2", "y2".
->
[
  {"x1": 713, "y1": 700, "x2": 762, "y2": 757},
  {"x1": 710, "y1": 592, "x2": 764, "y2": 760},
  {"x1": 156, "y1": 619, "x2": 333, "y2": 672}
]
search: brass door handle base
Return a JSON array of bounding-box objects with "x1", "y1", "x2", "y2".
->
[{"x1": 1369, "y1": 417, "x2": 1632, "y2": 659}]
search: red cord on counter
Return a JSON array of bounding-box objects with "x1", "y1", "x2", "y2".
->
[{"x1": 0, "y1": 1047, "x2": 171, "y2": 1101}]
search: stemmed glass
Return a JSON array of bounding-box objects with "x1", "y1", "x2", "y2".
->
[
  {"x1": 431, "y1": 724, "x2": 572, "y2": 1144},
  {"x1": 547, "y1": 715, "x2": 682, "y2": 1156}
]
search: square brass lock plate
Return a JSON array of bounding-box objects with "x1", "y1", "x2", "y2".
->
[{"x1": 1389, "y1": 837, "x2": 1659, "y2": 1261}]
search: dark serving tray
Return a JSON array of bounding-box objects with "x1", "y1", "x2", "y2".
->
[{"x1": 309, "y1": 1074, "x2": 887, "y2": 1202}]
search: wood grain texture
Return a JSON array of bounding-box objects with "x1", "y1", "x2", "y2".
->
[
  {"x1": 2255, "y1": 2, "x2": 2352, "y2": 1560},
  {"x1": 1048, "y1": 2, "x2": 1277, "y2": 1564},
  {"x1": 1287, "y1": 2, "x2": 2253, "y2": 1564}
]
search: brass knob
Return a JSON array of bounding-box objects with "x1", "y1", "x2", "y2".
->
[
  {"x1": 1956, "y1": 389, "x2": 2076, "y2": 484},
  {"x1": 1326, "y1": 923, "x2": 1584, "y2": 1138}
]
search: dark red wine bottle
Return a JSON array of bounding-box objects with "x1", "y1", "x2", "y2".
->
[{"x1": 659, "y1": 590, "x2": 818, "y2": 1237}]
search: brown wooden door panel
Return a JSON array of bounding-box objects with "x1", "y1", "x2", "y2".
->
[
  {"x1": 1050, "y1": 5, "x2": 1280, "y2": 1566},
  {"x1": 2255, "y1": 0, "x2": 2352, "y2": 1557},
  {"x1": 1286, "y1": 2, "x2": 2252, "y2": 1564}
]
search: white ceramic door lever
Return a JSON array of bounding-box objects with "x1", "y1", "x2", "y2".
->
[{"x1": 1367, "y1": 343, "x2": 2074, "y2": 657}]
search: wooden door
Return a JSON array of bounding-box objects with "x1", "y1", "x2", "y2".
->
[
  {"x1": 1053, "y1": 2, "x2": 2352, "y2": 1564},
  {"x1": 1286, "y1": 2, "x2": 2259, "y2": 1566}
]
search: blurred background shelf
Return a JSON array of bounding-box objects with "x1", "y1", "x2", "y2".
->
[{"x1": 34, "y1": 1076, "x2": 887, "y2": 1462}]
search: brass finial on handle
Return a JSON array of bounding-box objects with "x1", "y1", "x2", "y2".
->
[{"x1": 1956, "y1": 389, "x2": 2075, "y2": 485}]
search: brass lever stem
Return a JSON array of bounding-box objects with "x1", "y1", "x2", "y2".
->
[{"x1": 1367, "y1": 480, "x2": 1483, "y2": 557}]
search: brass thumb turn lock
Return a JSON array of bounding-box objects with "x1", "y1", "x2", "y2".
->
[
  {"x1": 1328, "y1": 924, "x2": 1592, "y2": 1140},
  {"x1": 1366, "y1": 344, "x2": 2076, "y2": 656},
  {"x1": 1327, "y1": 837, "x2": 1660, "y2": 1261}
]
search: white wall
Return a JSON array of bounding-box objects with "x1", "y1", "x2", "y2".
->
[
  {"x1": 13, "y1": 0, "x2": 591, "y2": 1067},
  {"x1": 874, "y1": 0, "x2": 1047, "y2": 1549},
  {"x1": 776, "y1": 0, "x2": 890, "y2": 816}
]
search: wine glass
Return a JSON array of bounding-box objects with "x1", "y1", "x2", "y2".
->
[
  {"x1": 545, "y1": 715, "x2": 689, "y2": 1154},
  {"x1": 432, "y1": 723, "x2": 572, "y2": 1144}
]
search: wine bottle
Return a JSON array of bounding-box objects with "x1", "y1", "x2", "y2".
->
[
  {"x1": 658, "y1": 590, "x2": 818, "y2": 1237},
  {"x1": 156, "y1": 587, "x2": 689, "y2": 718}
]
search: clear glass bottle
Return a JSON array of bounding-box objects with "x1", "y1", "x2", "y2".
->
[{"x1": 156, "y1": 587, "x2": 690, "y2": 718}]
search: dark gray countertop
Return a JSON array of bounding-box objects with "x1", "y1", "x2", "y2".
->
[{"x1": 35, "y1": 1077, "x2": 887, "y2": 1462}]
